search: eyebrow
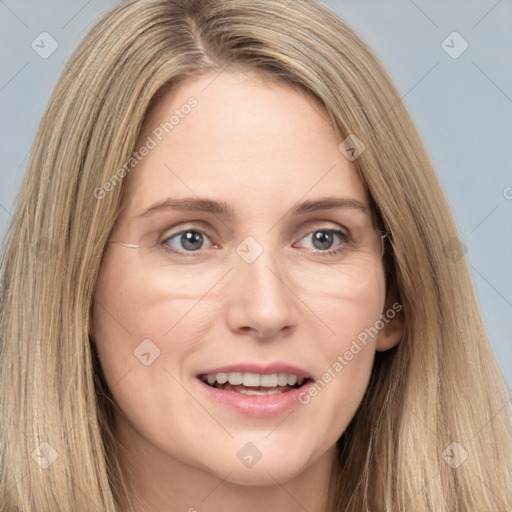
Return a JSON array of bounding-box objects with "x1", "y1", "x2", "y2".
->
[{"x1": 136, "y1": 196, "x2": 368, "y2": 219}]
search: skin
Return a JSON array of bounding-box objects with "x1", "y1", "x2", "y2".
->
[{"x1": 91, "y1": 70, "x2": 403, "y2": 512}]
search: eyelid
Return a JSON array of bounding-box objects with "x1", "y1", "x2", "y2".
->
[
  {"x1": 294, "y1": 219, "x2": 350, "y2": 239},
  {"x1": 160, "y1": 219, "x2": 349, "y2": 242},
  {"x1": 160, "y1": 221, "x2": 215, "y2": 243},
  {"x1": 301, "y1": 219, "x2": 349, "y2": 232}
]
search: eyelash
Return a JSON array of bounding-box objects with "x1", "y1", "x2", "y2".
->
[{"x1": 160, "y1": 226, "x2": 351, "y2": 258}]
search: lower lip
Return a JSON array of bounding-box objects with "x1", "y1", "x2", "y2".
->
[{"x1": 196, "y1": 378, "x2": 311, "y2": 417}]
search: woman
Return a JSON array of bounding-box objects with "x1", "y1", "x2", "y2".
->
[{"x1": 1, "y1": 0, "x2": 510, "y2": 510}]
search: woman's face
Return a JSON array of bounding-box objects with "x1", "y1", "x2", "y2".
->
[{"x1": 92, "y1": 71, "x2": 402, "y2": 488}]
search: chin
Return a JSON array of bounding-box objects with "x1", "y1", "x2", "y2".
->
[
  {"x1": 218, "y1": 461, "x2": 307, "y2": 487},
  {"x1": 191, "y1": 440, "x2": 319, "y2": 486}
]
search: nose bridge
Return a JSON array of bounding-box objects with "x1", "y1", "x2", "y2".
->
[
  {"x1": 226, "y1": 233, "x2": 296, "y2": 337},
  {"x1": 236, "y1": 234, "x2": 291, "y2": 301}
]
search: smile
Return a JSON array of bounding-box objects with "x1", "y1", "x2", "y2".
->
[
  {"x1": 196, "y1": 366, "x2": 314, "y2": 416},
  {"x1": 199, "y1": 371, "x2": 307, "y2": 393}
]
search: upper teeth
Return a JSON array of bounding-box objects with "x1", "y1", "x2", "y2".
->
[{"x1": 203, "y1": 372, "x2": 305, "y2": 387}]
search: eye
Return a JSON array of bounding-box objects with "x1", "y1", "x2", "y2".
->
[
  {"x1": 159, "y1": 226, "x2": 350, "y2": 256},
  {"x1": 294, "y1": 229, "x2": 350, "y2": 255},
  {"x1": 162, "y1": 229, "x2": 213, "y2": 253}
]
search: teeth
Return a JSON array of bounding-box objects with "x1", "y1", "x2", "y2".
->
[
  {"x1": 287, "y1": 374, "x2": 298, "y2": 386},
  {"x1": 216, "y1": 373, "x2": 228, "y2": 384},
  {"x1": 277, "y1": 373, "x2": 288, "y2": 386},
  {"x1": 260, "y1": 374, "x2": 278, "y2": 387},
  {"x1": 202, "y1": 371, "x2": 307, "y2": 387},
  {"x1": 243, "y1": 372, "x2": 261, "y2": 387},
  {"x1": 228, "y1": 372, "x2": 243, "y2": 385}
]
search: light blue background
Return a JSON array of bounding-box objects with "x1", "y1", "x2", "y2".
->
[{"x1": 1, "y1": 1, "x2": 511, "y2": 387}]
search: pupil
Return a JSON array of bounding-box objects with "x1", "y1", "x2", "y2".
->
[
  {"x1": 313, "y1": 230, "x2": 333, "y2": 250},
  {"x1": 182, "y1": 231, "x2": 203, "y2": 251}
]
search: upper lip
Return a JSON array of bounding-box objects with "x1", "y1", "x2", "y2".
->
[{"x1": 197, "y1": 362, "x2": 313, "y2": 379}]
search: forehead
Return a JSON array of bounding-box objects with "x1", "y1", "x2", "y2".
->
[{"x1": 121, "y1": 71, "x2": 369, "y2": 217}]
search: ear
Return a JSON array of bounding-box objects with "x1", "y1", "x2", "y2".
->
[{"x1": 375, "y1": 294, "x2": 404, "y2": 352}]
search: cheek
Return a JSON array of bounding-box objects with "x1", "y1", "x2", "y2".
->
[
  {"x1": 91, "y1": 251, "x2": 221, "y2": 392},
  {"x1": 297, "y1": 270, "x2": 386, "y2": 429},
  {"x1": 91, "y1": 255, "x2": 215, "y2": 447},
  {"x1": 307, "y1": 261, "x2": 386, "y2": 353}
]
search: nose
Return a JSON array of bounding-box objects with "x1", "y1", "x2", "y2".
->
[{"x1": 225, "y1": 246, "x2": 298, "y2": 340}]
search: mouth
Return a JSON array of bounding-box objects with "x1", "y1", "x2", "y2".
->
[
  {"x1": 198, "y1": 371, "x2": 312, "y2": 395},
  {"x1": 195, "y1": 363, "x2": 315, "y2": 416}
]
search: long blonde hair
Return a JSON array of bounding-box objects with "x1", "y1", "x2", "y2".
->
[{"x1": 1, "y1": 0, "x2": 510, "y2": 510}]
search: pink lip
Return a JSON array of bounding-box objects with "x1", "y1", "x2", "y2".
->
[
  {"x1": 195, "y1": 377, "x2": 312, "y2": 417},
  {"x1": 196, "y1": 362, "x2": 312, "y2": 379},
  {"x1": 195, "y1": 361, "x2": 313, "y2": 417}
]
